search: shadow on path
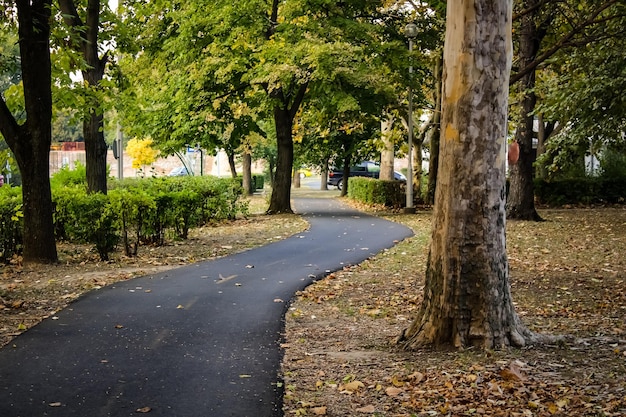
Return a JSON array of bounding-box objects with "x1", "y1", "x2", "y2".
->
[{"x1": 0, "y1": 197, "x2": 412, "y2": 417}]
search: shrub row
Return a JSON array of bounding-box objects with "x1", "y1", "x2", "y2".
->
[
  {"x1": 534, "y1": 178, "x2": 626, "y2": 206},
  {"x1": 0, "y1": 176, "x2": 248, "y2": 263},
  {"x1": 0, "y1": 186, "x2": 23, "y2": 263},
  {"x1": 347, "y1": 177, "x2": 406, "y2": 208}
]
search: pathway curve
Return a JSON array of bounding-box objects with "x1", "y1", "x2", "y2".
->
[{"x1": 0, "y1": 197, "x2": 413, "y2": 417}]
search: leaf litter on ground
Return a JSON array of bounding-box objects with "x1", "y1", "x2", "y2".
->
[{"x1": 282, "y1": 205, "x2": 626, "y2": 416}]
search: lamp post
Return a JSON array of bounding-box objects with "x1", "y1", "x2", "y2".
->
[{"x1": 404, "y1": 23, "x2": 418, "y2": 213}]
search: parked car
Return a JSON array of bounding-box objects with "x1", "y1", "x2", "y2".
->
[
  {"x1": 168, "y1": 166, "x2": 189, "y2": 176},
  {"x1": 328, "y1": 161, "x2": 405, "y2": 190}
]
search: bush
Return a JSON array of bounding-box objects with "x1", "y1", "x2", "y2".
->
[
  {"x1": 0, "y1": 175, "x2": 249, "y2": 262},
  {"x1": 50, "y1": 162, "x2": 87, "y2": 188},
  {"x1": 347, "y1": 177, "x2": 405, "y2": 208},
  {"x1": 534, "y1": 177, "x2": 626, "y2": 206},
  {"x1": 253, "y1": 175, "x2": 264, "y2": 190},
  {"x1": 0, "y1": 186, "x2": 23, "y2": 263},
  {"x1": 109, "y1": 188, "x2": 156, "y2": 257},
  {"x1": 52, "y1": 188, "x2": 119, "y2": 261}
]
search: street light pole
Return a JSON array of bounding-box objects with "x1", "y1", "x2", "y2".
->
[{"x1": 404, "y1": 23, "x2": 418, "y2": 214}]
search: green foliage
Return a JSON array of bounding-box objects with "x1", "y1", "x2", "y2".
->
[
  {"x1": 108, "y1": 187, "x2": 156, "y2": 257},
  {"x1": 50, "y1": 161, "x2": 87, "y2": 188},
  {"x1": 0, "y1": 185, "x2": 23, "y2": 263},
  {"x1": 347, "y1": 177, "x2": 405, "y2": 208},
  {"x1": 52, "y1": 188, "x2": 118, "y2": 260},
  {"x1": 253, "y1": 175, "x2": 264, "y2": 190},
  {"x1": 534, "y1": 178, "x2": 626, "y2": 206},
  {"x1": 599, "y1": 148, "x2": 626, "y2": 179}
]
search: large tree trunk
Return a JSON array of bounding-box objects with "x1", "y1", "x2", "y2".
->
[
  {"x1": 267, "y1": 106, "x2": 294, "y2": 214},
  {"x1": 0, "y1": 0, "x2": 58, "y2": 264},
  {"x1": 399, "y1": 0, "x2": 536, "y2": 349},
  {"x1": 506, "y1": 0, "x2": 545, "y2": 221},
  {"x1": 427, "y1": 52, "x2": 443, "y2": 205},
  {"x1": 59, "y1": 0, "x2": 109, "y2": 194},
  {"x1": 242, "y1": 151, "x2": 253, "y2": 196},
  {"x1": 379, "y1": 115, "x2": 395, "y2": 181},
  {"x1": 506, "y1": 80, "x2": 541, "y2": 220}
]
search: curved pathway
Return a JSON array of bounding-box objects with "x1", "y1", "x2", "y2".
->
[{"x1": 0, "y1": 197, "x2": 413, "y2": 417}]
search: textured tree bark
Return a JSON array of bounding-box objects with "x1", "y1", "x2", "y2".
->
[
  {"x1": 59, "y1": 0, "x2": 109, "y2": 194},
  {"x1": 267, "y1": 106, "x2": 294, "y2": 214},
  {"x1": 379, "y1": 116, "x2": 395, "y2": 181},
  {"x1": 506, "y1": 0, "x2": 543, "y2": 220},
  {"x1": 242, "y1": 152, "x2": 253, "y2": 196},
  {"x1": 400, "y1": 0, "x2": 537, "y2": 349},
  {"x1": 0, "y1": 0, "x2": 58, "y2": 263},
  {"x1": 426, "y1": 51, "x2": 442, "y2": 205}
]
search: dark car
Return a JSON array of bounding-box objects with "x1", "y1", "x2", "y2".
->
[{"x1": 328, "y1": 161, "x2": 406, "y2": 190}]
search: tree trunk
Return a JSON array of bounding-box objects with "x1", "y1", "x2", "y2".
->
[
  {"x1": 340, "y1": 154, "x2": 351, "y2": 197},
  {"x1": 379, "y1": 115, "x2": 395, "y2": 181},
  {"x1": 59, "y1": 0, "x2": 108, "y2": 194},
  {"x1": 506, "y1": 0, "x2": 543, "y2": 221},
  {"x1": 413, "y1": 139, "x2": 423, "y2": 203},
  {"x1": 227, "y1": 151, "x2": 237, "y2": 178},
  {"x1": 399, "y1": 0, "x2": 536, "y2": 349},
  {"x1": 320, "y1": 168, "x2": 328, "y2": 191},
  {"x1": 0, "y1": 0, "x2": 58, "y2": 264},
  {"x1": 292, "y1": 170, "x2": 301, "y2": 188},
  {"x1": 427, "y1": 51, "x2": 443, "y2": 205},
  {"x1": 535, "y1": 114, "x2": 547, "y2": 180},
  {"x1": 267, "y1": 106, "x2": 294, "y2": 214},
  {"x1": 242, "y1": 151, "x2": 253, "y2": 196}
]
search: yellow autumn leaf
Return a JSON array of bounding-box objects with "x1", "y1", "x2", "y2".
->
[
  {"x1": 391, "y1": 375, "x2": 405, "y2": 387},
  {"x1": 311, "y1": 406, "x2": 327, "y2": 415},
  {"x1": 341, "y1": 380, "x2": 365, "y2": 392}
]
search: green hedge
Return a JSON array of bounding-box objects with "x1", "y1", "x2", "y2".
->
[
  {"x1": 0, "y1": 175, "x2": 249, "y2": 263},
  {"x1": 534, "y1": 178, "x2": 626, "y2": 206},
  {"x1": 347, "y1": 177, "x2": 406, "y2": 208},
  {"x1": 0, "y1": 186, "x2": 23, "y2": 263}
]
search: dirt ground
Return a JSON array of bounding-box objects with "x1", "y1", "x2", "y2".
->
[
  {"x1": 1, "y1": 200, "x2": 625, "y2": 416},
  {"x1": 281, "y1": 206, "x2": 626, "y2": 416}
]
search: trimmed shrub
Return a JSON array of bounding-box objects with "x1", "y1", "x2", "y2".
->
[
  {"x1": 0, "y1": 186, "x2": 23, "y2": 263},
  {"x1": 534, "y1": 178, "x2": 626, "y2": 206},
  {"x1": 347, "y1": 177, "x2": 405, "y2": 208},
  {"x1": 52, "y1": 188, "x2": 119, "y2": 261}
]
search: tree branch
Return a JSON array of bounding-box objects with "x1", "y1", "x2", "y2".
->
[
  {"x1": 0, "y1": 97, "x2": 20, "y2": 150},
  {"x1": 510, "y1": 0, "x2": 620, "y2": 85}
]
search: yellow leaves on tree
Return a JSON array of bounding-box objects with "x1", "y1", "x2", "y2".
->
[{"x1": 125, "y1": 137, "x2": 159, "y2": 170}]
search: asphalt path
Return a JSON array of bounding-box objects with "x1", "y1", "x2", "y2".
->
[{"x1": 0, "y1": 197, "x2": 413, "y2": 417}]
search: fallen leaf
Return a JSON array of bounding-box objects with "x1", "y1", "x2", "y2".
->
[
  {"x1": 311, "y1": 406, "x2": 327, "y2": 415},
  {"x1": 408, "y1": 371, "x2": 425, "y2": 383},
  {"x1": 176, "y1": 305, "x2": 184, "y2": 309},
  {"x1": 17, "y1": 323, "x2": 26, "y2": 331},
  {"x1": 385, "y1": 386, "x2": 404, "y2": 397},
  {"x1": 500, "y1": 361, "x2": 527, "y2": 382},
  {"x1": 135, "y1": 406, "x2": 151, "y2": 413},
  {"x1": 341, "y1": 380, "x2": 365, "y2": 393},
  {"x1": 356, "y1": 404, "x2": 376, "y2": 413},
  {"x1": 48, "y1": 402, "x2": 62, "y2": 407}
]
